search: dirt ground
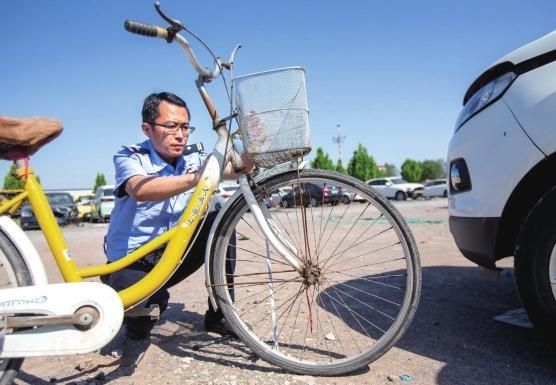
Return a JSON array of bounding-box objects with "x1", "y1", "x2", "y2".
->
[{"x1": 12, "y1": 199, "x2": 556, "y2": 385}]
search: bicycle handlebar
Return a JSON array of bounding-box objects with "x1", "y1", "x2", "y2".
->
[
  {"x1": 124, "y1": 3, "x2": 241, "y2": 82},
  {"x1": 124, "y1": 20, "x2": 168, "y2": 39}
]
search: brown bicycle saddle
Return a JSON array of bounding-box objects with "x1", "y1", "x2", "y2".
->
[{"x1": 0, "y1": 116, "x2": 63, "y2": 160}]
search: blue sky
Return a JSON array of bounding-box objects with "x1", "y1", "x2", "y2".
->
[{"x1": 2, "y1": 1, "x2": 555, "y2": 189}]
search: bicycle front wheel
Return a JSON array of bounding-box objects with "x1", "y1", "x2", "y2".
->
[
  {"x1": 211, "y1": 170, "x2": 421, "y2": 375},
  {"x1": 0, "y1": 229, "x2": 33, "y2": 385}
]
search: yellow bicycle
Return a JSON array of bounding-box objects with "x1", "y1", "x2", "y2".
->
[{"x1": 0, "y1": 1, "x2": 421, "y2": 379}]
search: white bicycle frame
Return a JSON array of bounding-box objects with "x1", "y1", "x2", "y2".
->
[{"x1": 164, "y1": 27, "x2": 308, "y2": 308}]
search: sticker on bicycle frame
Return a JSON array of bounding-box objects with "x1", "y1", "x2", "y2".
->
[
  {"x1": 0, "y1": 296, "x2": 47, "y2": 307},
  {"x1": 181, "y1": 157, "x2": 220, "y2": 228}
]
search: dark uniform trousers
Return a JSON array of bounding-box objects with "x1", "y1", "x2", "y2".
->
[{"x1": 105, "y1": 210, "x2": 235, "y2": 328}]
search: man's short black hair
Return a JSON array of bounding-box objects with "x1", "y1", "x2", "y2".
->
[{"x1": 142, "y1": 92, "x2": 191, "y2": 123}]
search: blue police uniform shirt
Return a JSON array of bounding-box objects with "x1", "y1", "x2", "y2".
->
[{"x1": 105, "y1": 139, "x2": 207, "y2": 262}]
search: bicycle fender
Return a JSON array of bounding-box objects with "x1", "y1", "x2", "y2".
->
[
  {"x1": 0, "y1": 282, "x2": 123, "y2": 357},
  {"x1": 0, "y1": 216, "x2": 48, "y2": 285},
  {"x1": 204, "y1": 186, "x2": 243, "y2": 311}
]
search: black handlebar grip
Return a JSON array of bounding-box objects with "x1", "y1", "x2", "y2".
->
[{"x1": 124, "y1": 20, "x2": 166, "y2": 39}]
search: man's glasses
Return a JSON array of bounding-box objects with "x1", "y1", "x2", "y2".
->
[{"x1": 149, "y1": 121, "x2": 195, "y2": 134}]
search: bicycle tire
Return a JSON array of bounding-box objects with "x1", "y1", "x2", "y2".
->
[
  {"x1": 211, "y1": 169, "x2": 421, "y2": 375},
  {"x1": 0, "y1": 230, "x2": 34, "y2": 385}
]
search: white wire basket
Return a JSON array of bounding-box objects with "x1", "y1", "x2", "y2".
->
[{"x1": 232, "y1": 67, "x2": 311, "y2": 167}]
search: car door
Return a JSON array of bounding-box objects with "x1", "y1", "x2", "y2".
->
[{"x1": 369, "y1": 179, "x2": 390, "y2": 197}]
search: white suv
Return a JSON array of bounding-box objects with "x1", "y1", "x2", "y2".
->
[
  {"x1": 366, "y1": 177, "x2": 424, "y2": 201},
  {"x1": 448, "y1": 30, "x2": 556, "y2": 343}
]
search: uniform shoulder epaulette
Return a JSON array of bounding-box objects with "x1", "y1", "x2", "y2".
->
[
  {"x1": 183, "y1": 142, "x2": 204, "y2": 156},
  {"x1": 121, "y1": 144, "x2": 149, "y2": 154}
]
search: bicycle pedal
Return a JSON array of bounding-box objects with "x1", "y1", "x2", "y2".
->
[{"x1": 125, "y1": 304, "x2": 160, "y2": 320}]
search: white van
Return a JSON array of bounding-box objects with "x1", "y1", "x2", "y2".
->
[{"x1": 91, "y1": 185, "x2": 115, "y2": 223}]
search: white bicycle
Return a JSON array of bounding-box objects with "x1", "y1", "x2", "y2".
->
[{"x1": 0, "y1": 2, "x2": 421, "y2": 381}]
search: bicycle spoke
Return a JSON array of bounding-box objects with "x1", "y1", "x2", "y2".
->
[
  {"x1": 323, "y1": 276, "x2": 402, "y2": 307},
  {"x1": 310, "y1": 282, "x2": 333, "y2": 362},
  {"x1": 230, "y1": 244, "x2": 291, "y2": 267},
  {"x1": 322, "y1": 225, "x2": 393, "y2": 271},
  {"x1": 258, "y1": 283, "x2": 306, "y2": 349},
  {"x1": 245, "y1": 283, "x2": 305, "y2": 331},
  {"x1": 316, "y1": 200, "x2": 351, "y2": 258},
  {"x1": 273, "y1": 209, "x2": 303, "y2": 253},
  {"x1": 233, "y1": 280, "x2": 291, "y2": 304},
  {"x1": 317, "y1": 280, "x2": 356, "y2": 355},
  {"x1": 213, "y1": 171, "x2": 420, "y2": 372},
  {"x1": 325, "y1": 241, "x2": 401, "y2": 270},
  {"x1": 321, "y1": 279, "x2": 397, "y2": 320},
  {"x1": 318, "y1": 206, "x2": 376, "y2": 269}
]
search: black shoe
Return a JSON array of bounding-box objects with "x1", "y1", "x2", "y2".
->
[
  {"x1": 204, "y1": 310, "x2": 237, "y2": 338},
  {"x1": 124, "y1": 316, "x2": 156, "y2": 340}
]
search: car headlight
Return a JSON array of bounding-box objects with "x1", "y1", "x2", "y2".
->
[
  {"x1": 455, "y1": 71, "x2": 516, "y2": 131},
  {"x1": 21, "y1": 211, "x2": 32, "y2": 218}
]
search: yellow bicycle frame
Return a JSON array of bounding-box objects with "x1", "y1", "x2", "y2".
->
[{"x1": 0, "y1": 157, "x2": 222, "y2": 309}]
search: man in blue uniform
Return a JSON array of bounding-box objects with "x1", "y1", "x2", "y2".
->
[{"x1": 105, "y1": 92, "x2": 236, "y2": 339}]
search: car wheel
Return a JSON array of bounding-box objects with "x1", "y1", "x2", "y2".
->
[
  {"x1": 443, "y1": 190, "x2": 448, "y2": 198},
  {"x1": 514, "y1": 186, "x2": 556, "y2": 344},
  {"x1": 282, "y1": 199, "x2": 289, "y2": 209},
  {"x1": 395, "y1": 191, "x2": 406, "y2": 201},
  {"x1": 310, "y1": 196, "x2": 318, "y2": 207},
  {"x1": 342, "y1": 195, "x2": 351, "y2": 204}
]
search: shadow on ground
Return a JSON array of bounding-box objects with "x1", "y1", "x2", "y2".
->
[
  {"x1": 393, "y1": 265, "x2": 555, "y2": 385},
  {"x1": 17, "y1": 265, "x2": 556, "y2": 384}
]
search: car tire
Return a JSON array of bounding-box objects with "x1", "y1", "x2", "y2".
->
[
  {"x1": 310, "y1": 196, "x2": 318, "y2": 207},
  {"x1": 443, "y1": 190, "x2": 448, "y2": 198},
  {"x1": 395, "y1": 191, "x2": 407, "y2": 201},
  {"x1": 514, "y1": 186, "x2": 556, "y2": 344},
  {"x1": 282, "y1": 199, "x2": 289, "y2": 209},
  {"x1": 342, "y1": 195, "x2": 351, "y2": 204}
]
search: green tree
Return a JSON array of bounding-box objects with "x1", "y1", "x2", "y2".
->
[
  {"x1": 335, "y1": 159, "x2": 346, "y2": 174},
  {"x1": 310, "y1": 147, "x2": 335, "y2": 170},
  {"x1": 382, "y1": 163, "x2": 398, "y2": 177},
  {"x1": 93, "y1": 173, "x2": 107, "y2": 193},
  {"x1": 3, "y1": 164, "x2": 23, "y2": 190},
  {"x1": 400, "y1": 159, "x2": 422, "y2": 182},
  {"x1": 420, "y1": 159, "x2": 445, "y2": 181},
  {"x1": 347, "y1": 143, "x2": 379, "y2": 181}
]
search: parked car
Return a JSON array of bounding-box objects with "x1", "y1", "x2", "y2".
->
[
  {"x1": 265, "y1": 186, "x2": 293, "y2": 208},
  {"x1": 76, "y1": 194, "x2": 95, "y2": 221},
  {"x1": 210, "y1": 183, "x2": 239, "y2": 211},
  {"x1": 20, "y1": 192, "x2": 78, "y2": 230},
  {"x1": 339, "y1": 188, "x2": 365, "y2": 204},
  {"x1": 366, "y1": 177, "x2": 424, "y2": 201},
  {"x1": 423, "y1": 179, "x2": 448, "y2": 198},
  {"x1": 91, "y1": 185, "x2": 115, "y2": 222},
  {"x1": 447, "y1": 29, "x2": 556, "y2": 343},
  {"x1": 281, "y1": 182, "x2": 339, "y2": 208}
]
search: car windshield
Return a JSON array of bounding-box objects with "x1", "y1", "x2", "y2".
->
[
  {"x1": 103, "y1": 188, "x2": 114, "y2": 197},
  {"x1": 46, "y1": 193, "x2": 74, "y2": 205},
  {"x1": 391, "y1": 179, "x2": 407, "y2": 184},
  {"x1": 77, "y1": 195, "x2": 94, "y2": 203}
]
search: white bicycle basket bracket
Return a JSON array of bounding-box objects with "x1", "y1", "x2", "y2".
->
[{"x1": 233, "y1": 67, "x2": 311, "y2": 167}]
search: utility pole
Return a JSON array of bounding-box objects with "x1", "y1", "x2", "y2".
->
[{"x1": 332, "y1": 124, "x2": 346, "y2": 164}]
